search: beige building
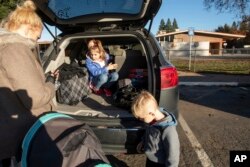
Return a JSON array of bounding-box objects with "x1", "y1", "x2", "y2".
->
[
  {"x1": 38, "y1": 41, "x2": 52, "y2": 54},
  {"x1": 156, "y1": 30, "x2": 245, "y2": 56}
]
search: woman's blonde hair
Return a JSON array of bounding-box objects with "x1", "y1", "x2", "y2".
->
[
  {"x1": 131, "y1": 90, "x2": 158, "y2": 118},
  {"x1": 4, "y1": 0, "x2": 42, "y2": 31}
]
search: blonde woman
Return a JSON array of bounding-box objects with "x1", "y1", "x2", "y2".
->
[{"x1": 0, "y1": 0, "x2": 58, "y2": 161}]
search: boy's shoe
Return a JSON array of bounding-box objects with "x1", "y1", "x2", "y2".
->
[{"x1": 103, "y1": 88, "x2": 112, "y2": 97}]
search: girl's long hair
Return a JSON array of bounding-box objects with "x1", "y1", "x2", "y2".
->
[{"x1": 88, "y1": 39, "x2": 106, "y2": 61}]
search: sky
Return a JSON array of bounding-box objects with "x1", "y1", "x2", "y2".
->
[{"x1": 39, "y1": 0, "x2": 240, "y2": 41}]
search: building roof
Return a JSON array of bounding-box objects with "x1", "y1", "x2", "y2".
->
[
  {"x1": 156, "y1": 30, "x2": 246, "y2": 40},
  {"x1": 37, "y1": 41, "x2": 52, "y2": 45}
]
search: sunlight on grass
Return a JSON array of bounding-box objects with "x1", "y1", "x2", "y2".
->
[{"x1": 171, "y1": 59, "x2": 250, "y2": 74}]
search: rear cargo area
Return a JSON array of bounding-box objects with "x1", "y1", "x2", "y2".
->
[{"x1": 53, "y1": 35, "x2": 149, "y2": 118}]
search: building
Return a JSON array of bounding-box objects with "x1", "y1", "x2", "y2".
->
[
  {"x1": 38, "y1": 41, "x2": 52, "y2": 54},
  {"x1": 156, "y1": 30, "x2": 245, "y2": 56}
]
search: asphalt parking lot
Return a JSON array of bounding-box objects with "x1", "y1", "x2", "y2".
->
[
  {"x1": 110, "y1": 73, "x2": 250, "y2": 167},
  {"x1": 178, "y1": 85, "x2": 250, "y2": 167}
]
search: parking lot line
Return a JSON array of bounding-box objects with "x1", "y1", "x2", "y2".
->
[
  {"x1": 179, "y1": 114, "x2": 214, "y2": 167},
  {"x1": 179, "y1": 82, "x2": 238, "y2": 86}
]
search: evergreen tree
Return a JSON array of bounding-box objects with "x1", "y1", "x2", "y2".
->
[
  {"x1": 158, "y1": 19, "x2": 166, "y2": 32},
  {"x1": 172, "y1": 18, "x2": 179, "y2": 30},
  {"x1": 215, "y1": 25, "x2": 225, "y2": 32},
  {"x1": 0, "y1": 0, "x2": 23, "y2": 21},
  {"x1": 223, "y1": 24, "x2": 231, "y2": 33},
  {"x1": 239, "y1": 17, "x2": 249, "y2": 32},
  {"x1": 165, "y1": 18, "x2": 173, "y2": 32},
  {"x1": 215, "y1": 17, "x2": 250, "y2": 47},
  {"x1": 239, "y1": 16, "x2": 250, "y2": 45},
  {"x1": 231, "y1": 21, "x2": 238, "y2": 32}
]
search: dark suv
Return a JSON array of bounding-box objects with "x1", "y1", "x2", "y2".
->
[{"x1": 33, "y1": 0, "x2": 179, "y2": 154}]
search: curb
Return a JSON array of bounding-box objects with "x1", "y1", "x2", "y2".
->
[{"x1": 179, "y1": 82, "x2": 250, "y2": 87}]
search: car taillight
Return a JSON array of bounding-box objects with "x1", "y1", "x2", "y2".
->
[{"x1": 160, "y1": 67, "x2": 179, "y2": 89}]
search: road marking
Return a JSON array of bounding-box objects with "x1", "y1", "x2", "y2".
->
[
  {"x1": 179, "y1": 114, "x2": 214, "y2": 167},
  {"x1": 179, "y1": 82, "x2": 238, "y2": 86}
]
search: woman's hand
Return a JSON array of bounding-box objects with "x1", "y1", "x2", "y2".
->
[
  {"x1": 51, "y1": 70, "x2": 60, "y2": 81},
  {"x1": 46, "y1": 70, "x2": 60, "y2": 83}
]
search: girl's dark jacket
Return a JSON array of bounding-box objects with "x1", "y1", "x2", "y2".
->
[{"x1": 0, "y1": 29, "x2": 55, "y2": 159}]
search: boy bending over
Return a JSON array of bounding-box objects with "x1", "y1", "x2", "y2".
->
[{"x1": 131, "y1": 90, "x2": 180, "y2": 167}]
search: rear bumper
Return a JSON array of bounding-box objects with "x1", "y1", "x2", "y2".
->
[{"x1": 71, "y1": 115, "x2": 146, "y2": 154}]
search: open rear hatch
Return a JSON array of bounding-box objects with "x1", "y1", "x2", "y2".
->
[{"x1": 33, "y1": 0, "x2": 162, "y2": 33}]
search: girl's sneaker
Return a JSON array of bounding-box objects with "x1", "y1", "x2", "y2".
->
[
  {"x1": 90, "y1": 83, "x2": 103, "y2": 95},
  {"x1": 103, "y1": 88, "x2": 112, "y2": 97},
  {"x1": 93, "y1": 88, "x2": 104, "y2": 95},
  {"x1": 89, "y1": 83, "x2": 95, "y2": 90}
]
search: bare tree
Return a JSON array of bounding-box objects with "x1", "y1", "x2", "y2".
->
[{"x1": 203, "y1": 0, "x2": 250, "y2": 17}]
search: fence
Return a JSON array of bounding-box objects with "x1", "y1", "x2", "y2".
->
[
  {"x1": 165, "y1": 49, "x2": 250, "y2": 74},
  {"x1": 165, "y1": 48, "x2": 250, "y2": 58}
]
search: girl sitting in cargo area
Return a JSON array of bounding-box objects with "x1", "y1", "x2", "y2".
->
[
  {"x1": 131, "y1": 90, "x2": 180, "y2": 167},
  {"x1": 86, "y1": 39, "x2": 119, "y2": 96}
]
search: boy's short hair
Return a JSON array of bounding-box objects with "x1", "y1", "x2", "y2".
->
[{"x1": 131, "y1": 90, "x2": 158, "y2": 118}]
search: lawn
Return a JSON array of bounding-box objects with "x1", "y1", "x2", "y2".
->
[{"x1": 170, "y1": 57, "x2": 250, "y2": 75}]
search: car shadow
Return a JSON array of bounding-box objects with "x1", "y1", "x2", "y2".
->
[
  {"x1": 0, "y1": 87, "x2": 62, "y2": 165},
  {"x1": 178, "y1": 74, "x2": 250, "y2": 118}
]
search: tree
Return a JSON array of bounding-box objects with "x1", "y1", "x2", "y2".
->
[
  {"x1": 203, "y1": 0, "x2": 250, "y2": 17},
  {"x1": 215, "y1": 24, "x2": 232, "y2": 33},
  {"x1": 172, "y1": 18, "x2": 179, "y2": 30},
  {"x1": 0, "y1": 0, "x2": 23, "y2": 21},
  {"x1": 214, "y1": 24, "x2": 232, "y2": 33},
  {"x1": 215, "y1": 17, "x2": 250, "y2": 47},
  {"x1": 231, "y1": 21, "x2": 238, "y2": 32},
  {"x1": 239, "y1": 16, "x2": 250, "y2": 32},
  {"x1": 215, "y1": 25, "x2": 226, "y2": 32},
  {"x1": 165, "y1": 18, "x2": 173, "y2": 32},
  {"x1": 158, "y1": 19, "x2": 166, "y2": 32},
  {"x1": 239, "y1": 16, "x2": 250, "y2": 45}
]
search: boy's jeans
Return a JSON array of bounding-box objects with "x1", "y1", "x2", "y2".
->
[{"x1": 92, "y1": 72, "x2": 119, "y2": 90}]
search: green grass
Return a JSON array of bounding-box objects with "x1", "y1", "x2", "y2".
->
[{"x1": 171, "y1": 58, "x2": 250, "y2": 75}]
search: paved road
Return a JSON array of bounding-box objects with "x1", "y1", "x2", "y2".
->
[
  {"x1": 178, "y1": 86, "x2": 250, "y2": 167},
  {"x1": 109, "y1": 85, "x2": 250, "y2": 167}
]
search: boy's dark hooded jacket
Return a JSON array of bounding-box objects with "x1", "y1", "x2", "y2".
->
[{"x1": 144, "y1": 108, "x2": 180, "y2": 167}]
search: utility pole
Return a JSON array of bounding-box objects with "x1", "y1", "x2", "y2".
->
[{"x1": 188, "y1": 27, "x2": 194, "y2": 71}]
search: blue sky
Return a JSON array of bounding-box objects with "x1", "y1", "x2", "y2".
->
[
  {"x1": 150, "y1": 0, "x2": 239, "y2": 34},
  {"x1": 40, "y1": 0, "x2": 239, "y2": 41}
]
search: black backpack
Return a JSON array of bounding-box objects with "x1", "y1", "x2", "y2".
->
[
  {"x1": 21, "y1": 112, "x2": 110, "y2": 167},
  {"x1": 112, "y1": 79, "x2": 140, "y2": 110},
  {"x1": 56, "y1": 63, "x2": 91, "y2": 105}
]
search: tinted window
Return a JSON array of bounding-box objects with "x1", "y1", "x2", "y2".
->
[{"x1": 48, "y1": 0, "x2": 144, "y2": 19}]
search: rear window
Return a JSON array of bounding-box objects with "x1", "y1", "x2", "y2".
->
[{"x1": 48, "y1": 0, "x2": 144, "y2": 19}]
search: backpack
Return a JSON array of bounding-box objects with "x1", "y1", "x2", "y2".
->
[
  {"x1": 21, "y1": 112, "x2": 110, "y2": 167},
  {"x1": 56, "y1": 63, "x2": 91, "y2": 105},
  {"x1": 112, "y1": 79, "x2": 140, "y2": 110}
]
